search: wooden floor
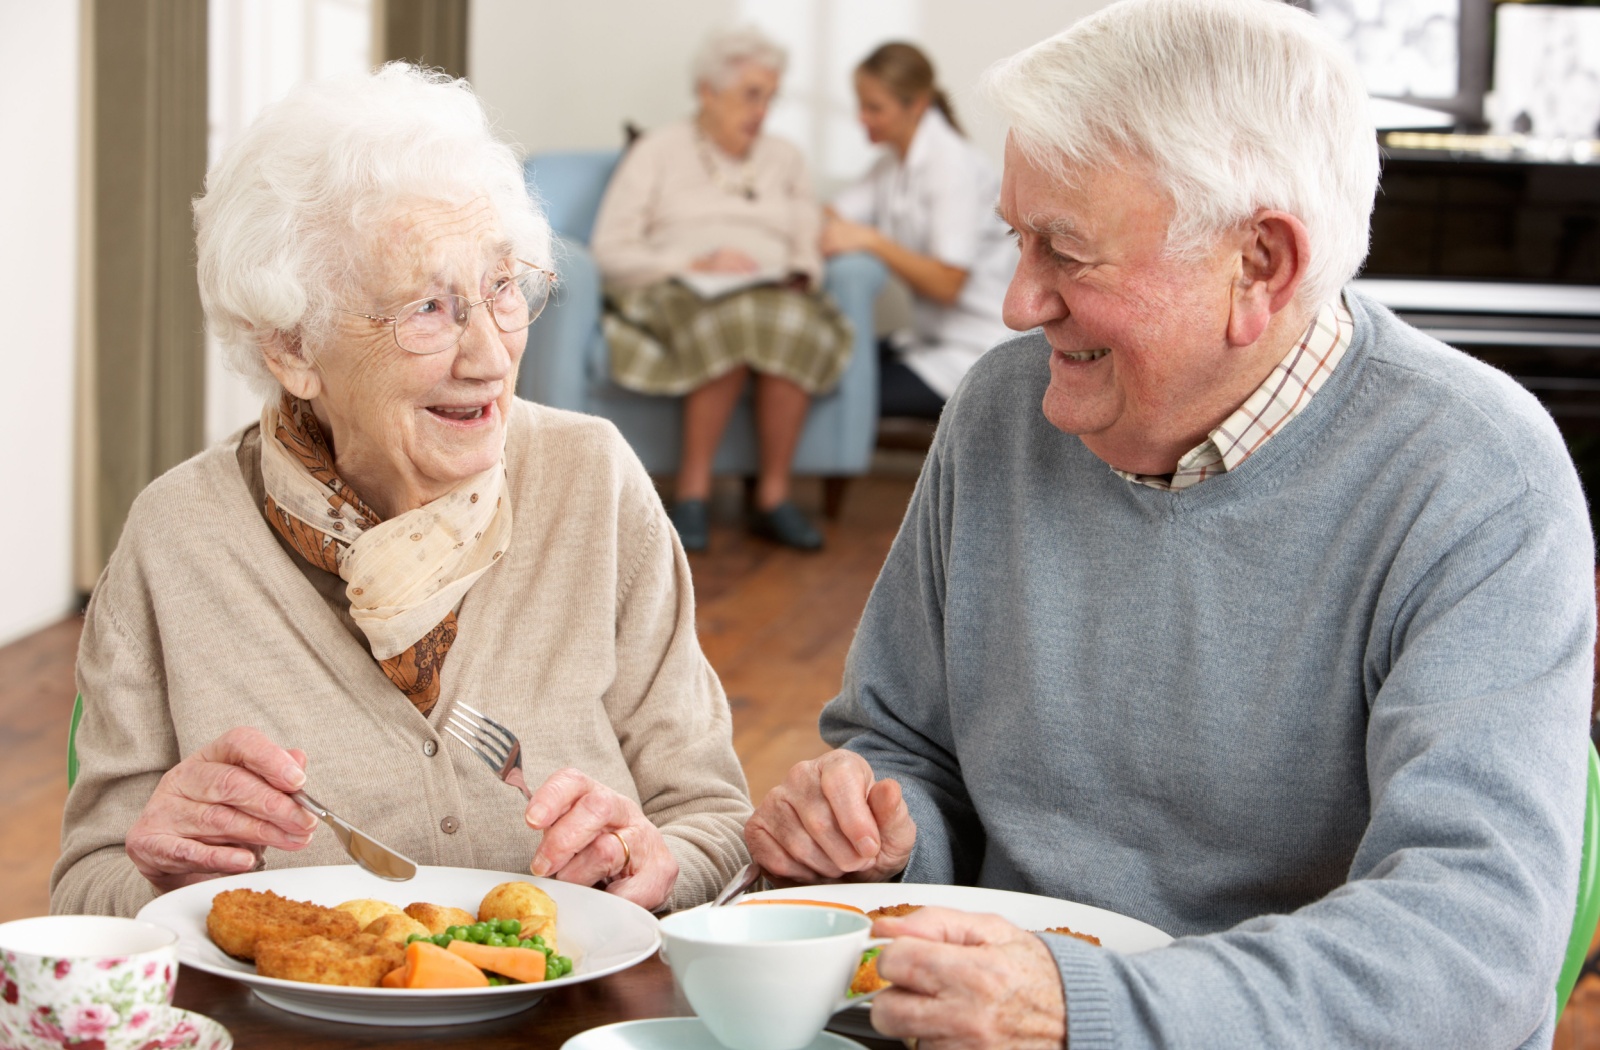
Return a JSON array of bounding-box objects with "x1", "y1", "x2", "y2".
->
[{"x1": 6, "y1": 453, "x2": 1598, "y2": 1045}]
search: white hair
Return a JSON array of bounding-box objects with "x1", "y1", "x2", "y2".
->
[
  {"x1": 982, "y1": 0, "x2": 1379, "y2": 308},
  {"x1": 691, "y1": 25, "x2": 788, "y2": 92},
  {"x1": 194, "y1": 62, "x2": 552, "y2": 397}
]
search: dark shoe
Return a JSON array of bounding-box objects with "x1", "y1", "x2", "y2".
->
[
  {"x1": 670, "y1": 499, "x2": 709, "y2": 553},
  {"x1": 748, "y1": 501, "x2": 823, "y2": 551}
]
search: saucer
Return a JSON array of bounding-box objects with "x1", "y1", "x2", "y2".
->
[
  {"x1": 0, "y1": 1004, "x2": 231, "y2": 1050},
  {"x1": 561, "y1": 1017, "x2": 866, "y2": 1050}
]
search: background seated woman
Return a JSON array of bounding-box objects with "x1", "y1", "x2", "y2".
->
[
  {"x1": 51, "y1": 64, "x2": 751, "y2": 918},
  {"x1": 590, "y1": 26, "x2": 851, "y2": 553},
  {"x1": 822, "y1": 42, "x2": 1016, "y2": 419}
]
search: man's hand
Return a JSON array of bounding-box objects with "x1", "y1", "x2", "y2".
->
[
  {"x1": 126, "y1": 727, "x2": 317, "y2": 893},
  {"x1": 745, "y1": 749, "x2": 915, "y2": 883},
  {"x1": 870, "y1": 907, "x2": 1067, "y2": 1050}
]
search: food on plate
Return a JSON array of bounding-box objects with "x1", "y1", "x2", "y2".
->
[
  {"x1": 206, "y1": 888, "x2": 359, "y2": 961},
  {"x1": 256, "y1": 932, "x2": 405, "y2": 987},
  {"x1": 446, "y1": 939, "x2": 548, "y2": 983},
  {"x1": 205, "y1": 882, "x2": 576, "y2": 989},
  {"x1": 850, "y1": 947, "x2": 887, "y2": 997},
  {"x1": 381, "y1": 939, "x2": 490, "y2": 989},
  {"x1": 335, "y1": 898, "x2": 404, "y2": 929},
  {"x1": 1041, "y1": 925, "x2": 1102, "y2": 946},
  {"x1": 364, "y1": 912, "x2": 432, "y2": 944},
  {"x1": 478, "y1": 881, "x2": 559, "y2": 951},
  {"x1": 404, "y1": 901, "x2": 477, "y2": 936},
  {"x1": 868, "y1": 902, "x2": 922, "y2": 920}
]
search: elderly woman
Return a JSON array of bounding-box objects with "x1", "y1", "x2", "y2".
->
[
  {"x1": 590, "y1": 26, "x2": 851, "y2": 553},
  {"x1": 51, "y1": 64, "x2": 752, "y2": 918}
]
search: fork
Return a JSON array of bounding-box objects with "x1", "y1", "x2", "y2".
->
[{"x1": 443, "y1": 701, "x2": 531, "y2": 799}]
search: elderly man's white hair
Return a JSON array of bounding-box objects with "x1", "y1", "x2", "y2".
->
[
  {"x1": 984, "y1": 0, "x2": 1379, "y2": 309},
  {"x1": 692, "y1": 25, "x2": 788, "y2": 92},
  {"x1": 194, "y1": 62, "x2": 552, "y2": 397}
]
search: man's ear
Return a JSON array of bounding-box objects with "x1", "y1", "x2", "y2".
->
[
  {"x1": 259, "y1": 330, "x2": 321, "y2": 401},
  {"x1": 1226, "y1": 210, "x2": 1310, "y2": 348}
]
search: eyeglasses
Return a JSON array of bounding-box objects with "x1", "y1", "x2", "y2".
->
[{"x1": 350, "y1": 262, "x2": 557, "y2": 356}]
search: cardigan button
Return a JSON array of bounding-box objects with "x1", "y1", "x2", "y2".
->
[
  {"x1": 440, "y1": 816, "x2": 459, "y2": 834},
  {"x1": 422, "y1": 739, "x2": 437, "y2": 757}
]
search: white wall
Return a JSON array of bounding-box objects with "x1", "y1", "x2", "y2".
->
[
  {"x1": 0, "y1": 1, "x2": 80, "y2": 645},
  {"x1": 468, "y1": 0, "x2": 1114, "y2": 178}
]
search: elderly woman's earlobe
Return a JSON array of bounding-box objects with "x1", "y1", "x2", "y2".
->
[{"x1": 259, "y1": 331, "x2": 322, "y2": 402}]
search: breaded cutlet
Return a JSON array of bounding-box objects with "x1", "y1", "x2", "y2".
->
[
  {"x1": 255, "y1": 933, "x2": 405, "y2": 987},
  {"x1": 206, "y1": 888, "x2": 359, "y2": 962}
]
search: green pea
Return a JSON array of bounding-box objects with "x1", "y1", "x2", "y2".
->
[
  {"x1": 405, "y1": 933, "x2": 425, "y2": 945},
  {"x1": 498, "y1": 919, "x2": 521, "y2": 936},
  {"x1": 489, "y1": 933, "x2": 508, "y2": 947},
  {"x1": 469, "y1": 923, "x2": 491, "y2": 942},
  {"x1": 432, "y1": 933, "x2": 450, "y2": 947},
  {"x1": 446, "y1": 925, "x2": 468, "y2": 941},
  {"x1": 518, "y1": 938, "x2": 535, "y2": 950}
]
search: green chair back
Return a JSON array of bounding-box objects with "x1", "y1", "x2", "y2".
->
[
  {"x1": 1558, "y1": 740, "x2": 1600, "y2": 1011},
  {"x1": 67, "y1": 692, "x2": 83, "y2": 790}
]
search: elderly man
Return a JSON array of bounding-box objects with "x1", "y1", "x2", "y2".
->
[{"x1": 745, "y1": 0, "x2": 1595, "y2": 1047}]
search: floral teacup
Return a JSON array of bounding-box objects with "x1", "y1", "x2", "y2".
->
[{"x1": 0, "y1": 914, "x2": 184, "y2": 1050}]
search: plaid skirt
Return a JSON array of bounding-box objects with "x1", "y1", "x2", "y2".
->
[{"x1": 603, "y1": 280, "x2": 854, "y2": 397}]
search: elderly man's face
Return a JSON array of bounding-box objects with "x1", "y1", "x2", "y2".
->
[
  {"x1": 998, "y1": 141, "x2": 1259, "y2": 475},
  {"x1": 306, "y1": 197, "x2": 525, "y2": 517}
]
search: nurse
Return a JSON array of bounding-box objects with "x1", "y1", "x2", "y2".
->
[{"x1": 821, "y1": 42, "x2": 1016, "y2": 419}]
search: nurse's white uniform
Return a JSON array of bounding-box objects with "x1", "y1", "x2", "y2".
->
[{"x1": 832, "y1": 108, "x2": 1017, "y2": 399}]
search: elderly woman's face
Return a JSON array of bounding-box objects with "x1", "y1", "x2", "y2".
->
[
  {"x1": 295, "y1": 198, "x2": 525, "y2": 517},
  {"x1": 697, "y1": 61, "x2": 780, "y2": 158}
]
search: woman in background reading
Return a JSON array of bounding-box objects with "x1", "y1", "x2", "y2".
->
[{"x1": 591, "y1": 26, "x2": 850, "y2": 553}]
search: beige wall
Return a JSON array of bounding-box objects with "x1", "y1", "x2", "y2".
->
[
  {"x1": 467, "y1": 0, "x2": 1114, "y2": 172},
  {"x1": 1, "y1": 1, "x2": 80, "y2": 644}
]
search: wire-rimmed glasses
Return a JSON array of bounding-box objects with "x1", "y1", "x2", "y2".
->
[{"x1": 351, "y1": 261, "x2": 557, "y2": 356}]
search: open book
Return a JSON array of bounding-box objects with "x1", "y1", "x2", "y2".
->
[{"x1": 674, "y1": 271, "x2": 786, "y2": 301}]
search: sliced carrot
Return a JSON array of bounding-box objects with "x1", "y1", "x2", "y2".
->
[
  {"x1": 388, "y1": 940, "x2": 490, "y2": 989},
  {"x1": 446, "y1": 940, "x2": 547, "y2": 984},
  {"x1": 737, "y1": 899, "x2": 867, "y2": 915}
]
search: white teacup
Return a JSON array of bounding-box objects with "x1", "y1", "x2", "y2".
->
[
  {"x1": 659, "y1": 904, "x2": 887, "y2": 1050},
  {"x1": 0, "y1": 915, "x2": 181, "y2": 1050}
]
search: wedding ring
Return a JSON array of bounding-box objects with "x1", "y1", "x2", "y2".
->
[{"x1": 610, "y1": 829, "x2": 632, "y2": 876}]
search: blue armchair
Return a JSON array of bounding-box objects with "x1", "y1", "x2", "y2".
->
[{"x1": 517, "y1": 150, "x2": 887, "y2": 516}]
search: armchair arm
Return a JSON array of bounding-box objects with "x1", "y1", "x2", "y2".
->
[
  {"x1": 819, "y1": 251, "x2": 890, "y2": 473},
  {"x1": 518, "y1": 233, "x2": 603, "y2": 411}
]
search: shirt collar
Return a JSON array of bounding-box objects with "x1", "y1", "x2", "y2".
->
[{"x1": 1113, "y1": 297, "x2": 1354, "y2": 491}]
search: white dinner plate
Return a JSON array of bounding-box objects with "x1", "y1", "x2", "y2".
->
[
  {"x1": 137, "y1": 865, "x2": 660, "y2": 1027},
  {"x1": 739, "y1": 883, "x2": 1173, "y2": 1041},
  {"x1": 561, "y1": 1017, "x2": 867, "y2": 1050}
]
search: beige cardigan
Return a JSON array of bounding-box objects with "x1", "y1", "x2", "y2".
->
[
  {"x1": 53, "y1": 400, "x2": 752, "y2": 917},
  {"x1": 590, "y1": 120, "x2": 824, "y2": 290}
]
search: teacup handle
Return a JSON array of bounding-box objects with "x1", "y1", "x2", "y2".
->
[{"x1": 832, "y1": 937, "x2": 893, "y2": 1014}]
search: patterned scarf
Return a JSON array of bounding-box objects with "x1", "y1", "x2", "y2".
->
[{"x1": 259, "y1": 394, "x2": 513, "y2": 715}]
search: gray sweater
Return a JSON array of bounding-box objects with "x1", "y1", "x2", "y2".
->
[{"x1": 821, "y1": 291, "x2": 1595, "y2": 1048}]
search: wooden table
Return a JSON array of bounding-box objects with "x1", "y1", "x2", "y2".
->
[{"x1": 173, "y1": 956, "x2": 900, "y2": 1049}]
